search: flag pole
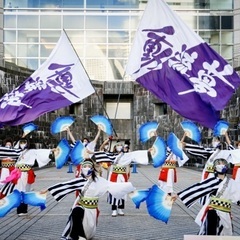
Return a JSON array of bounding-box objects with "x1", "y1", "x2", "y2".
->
[{"x1": 62, "y1": 29, "x2": 118, "y2": 138}]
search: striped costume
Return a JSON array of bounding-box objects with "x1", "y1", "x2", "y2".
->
[
  {"x1": 0, "y1": 147, "x2": 22, "y2": 198},
  {"x1": 178, "y1": 176, "x2": 240, "y2": 236},
  {"x1": 0, "y1": 148, "x2": 52, "y2": 215},
  {"x1": 48, "y1": 176, "x2": 134, "y2": 240},
  {"x1": 94, "y1": 150, "x2": 149, "y2": 212}
]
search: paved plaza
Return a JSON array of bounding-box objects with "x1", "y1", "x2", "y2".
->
[{"x1": 0, "y1": 164, "x2": 240, "y2": 240}]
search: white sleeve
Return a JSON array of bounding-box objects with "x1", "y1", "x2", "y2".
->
[{"x1": 35, "y1": 149, "x2": 52, "y2": 168}]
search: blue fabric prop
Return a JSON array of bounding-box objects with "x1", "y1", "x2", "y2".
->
[
  {"x1": 50, "y1": 116, "x2": 75, "y2": 134},
  {"x1": 90, "y1": 115, "x2": 113, "y2": 136},
  {"x1": 22, "y1": 191, "x2": 47, "y2": 211},
  {"x1": 146, "y1": 185, "x2": 173, "y2": 224},
  {"x1": 22, "y1": 123, "x2": 38, "y2": 135},
  {"x1": 151, "y1": 137, "x2": 166, "y2": 168},
  {"x1": 213, "y1": 120, "x2": 229, "y2": 136},
  {"x1": 55, "y1": 139, "x2": 71, "y2": 169},
  {"x1": 129, "y1": 189, "x2": 150, "y2": 209},
  {"x1": 139, "y1": 121, "x2": 158, "y2": 143},
  {"x1": 180, "y1": 120, "x2": 201, "y2": 143},
  {"x1": 70, "y1": 140, "x2": 85, "y2": 166},
  {"x1": 0, "y1": 190, "x2": 21, "y2": 217},
  {"x1": 167, "y1": 132, "x2": 184, "y2": 160}
]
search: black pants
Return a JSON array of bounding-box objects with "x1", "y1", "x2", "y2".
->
[
  {"x1": 206, "y1": 209, "x2": 220, "y2": 235},
  {"x1": 112, "y1": 200, "x2": 125, "y2": 211},
  {"x1": 70, "y1": 207, "x2": 86, "y2": 240},
  {"x1": 17, "y1": 203, "x2": 28, "y2": 214}
]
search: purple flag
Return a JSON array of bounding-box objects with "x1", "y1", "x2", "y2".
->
[
  {"x1": 125, "y1": 0, "x2": 240, "y2": 128},
  {"x1": 0, "y1": 31, "x2": 95, "y2": 126}
]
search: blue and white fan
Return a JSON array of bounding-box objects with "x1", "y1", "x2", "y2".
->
[
  {"x1": 150, "y1": 136, "x2": 166, "y2": 168},
  {"x1": 180, "y1": 120, "x2": 201, "y2": 143},
  {"x1": 146, "y1": 185, "x2": 173, "y2": 224},
  {"x1": 50, "y1": 116, "x2": 75, "y2": 134},
  {"x1": 129, "y1": 189, "x2": 150, "y2": 209},
  {"x1": 22, "y1": 123, "x2": 38, "y2": 136},
  {"x1": 22, "y1": 192, "x2": 47, "y2": 211},
  {"x1": 130, "y1": 185, "x2": 173, "y2": 224},
  {"x1": 54, "y1": 139, "x2": 71, "y2": 169},
  {"x1": 213, "y1": 120, "x2": 229, "y2": 136},
  {"x1": 167, "y1": 132, "x2": 185, "y2": 160},
  {"x1": 90, "y1": 115, "x2": 113, "y2": 136},
  {"x1": 139, "y1": 121, "x2": 158, "y2": 143},
  {"x1": 0, "y1": 190, "x2": 21, "y2": 217},
  {"x1": 70, "y1": 140, "x2": 85, "y2": 166}
]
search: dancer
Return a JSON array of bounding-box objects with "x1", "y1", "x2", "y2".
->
[
  {"x1": 157, "y1": 151, "x2": 178, "y2": 195},
  {"x1": 224, "y1": 131, "x2": 240, "y2": 182},
  {"x1": 0, "y1": 138, "x2": 17, "y2": 189},
  {"x1": 65, "y1": 126, "x2": 101, "y2": 179},
  {"x1": 183, "y1": 134, "x2": 229, "y2": 180},
  {"x1": 157, "y1": 132, "x2": 187, "y2": 195},
  {"x1": 0, "y1": 136, "x2": 54, "y2": 216},
  {"x1": 42, "y1": 158, "x2": 135, "y2": 240},
  {"x1": 173, "y1": 158, "x2": 240, "y2": 236},
  {"x1": 94, "y1": 146, "x2": 150, "y2": 217}
]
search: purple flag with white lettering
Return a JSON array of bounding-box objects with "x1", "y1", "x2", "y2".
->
[
  {"x1": 125, "y1": 0, "x2": 240, "y2": 128},
  {"x1": 0, "y1": 31, "x2": 95, "y2": 126}
]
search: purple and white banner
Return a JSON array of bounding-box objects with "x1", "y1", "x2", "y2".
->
[
  {"x1": 0, "y1": 30, "x2": 95, "y2": 126},
  {"x1": 125, "y1": 0, "x2": 240, "y2": 128}
]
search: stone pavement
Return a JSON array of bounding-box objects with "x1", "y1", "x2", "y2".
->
[{"x1": 0, "y1": 164, "x2": 240, "y2": 240}]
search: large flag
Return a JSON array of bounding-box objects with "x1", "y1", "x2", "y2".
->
[
  {"x1": 125, "y1": 0, "x2": 240, "y2": 128},
  {"x1": 0, "y1": 30, "x2": 95, "y2": 126}
]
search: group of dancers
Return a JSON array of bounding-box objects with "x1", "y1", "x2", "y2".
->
[{"x1": 0, "y1": 119, "x2": 240, "y2": 239}]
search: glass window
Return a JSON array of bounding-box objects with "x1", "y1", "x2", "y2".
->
[
  {"x1": 62, "y1": 0, "x2": 84, "y2": 8},
  {"x1": 108, "y1": 44, "x2": 128, "y2": 58},
  {"x1": 63, "y1": 15, "x2": 84, "y2": 29},
  {"x1": 86, "y1": 0, "x2": 138, "y2": 8},
  {"x1": 85, "y1": 16, "x2": 107, "y2": 29},
  {"x1": 71, "y1": 44, "x2": 84, "y2": 57},
  {"x1": 178, "y1": 12, "x2": 197, "y2": 29},
  {"x1": 40, "y1": 44, "x2": 55, "y2": 57},
  {"x1": 18, "y1": 30, "x2": 39, "y2": 43},
  {"x1": 40, "y1": 30, "x2": 61, "y2": 43},
  {"x1": 210, "y1": 44, "x2": 220, "y2": 53},
  {"x1": 86, "y1": 30, "x2": 106, "y2": 43},
  {"x1": 130, "y1": 30, "x2": 136, "y2": 43},
  {"x1": 40, "y1": 15, "x2": 61, "y2": 29},
  {"x1": 18, "y1": 44, "x2": 38, "y2": 57},
  {"x1": 209, "y1": 0, "x2": 233, "y2": 10},
  {"x1": 129, "y1": 16, "x2": 141, "y2": 29},
  {"x1": 221, "y1": 45, "x2": 233, "y2": 59},
  {"x1": 154, "y1": 103, "x2": 167, "y2": 117},
  {"x1": 108, "y1": 31, "x2": 128, "y2": 43},
  {"x1": 17, "y1": 58, "x2": 27, "y2": 68},
  {"x1": 4, "y1": 30, "x2": 16, "y2": 42},
  {"x1": 85, "y1": 44, "x2": 106, "y2": 57},
  {"x1": 106, "y1": 102, "x2": 131, "y2": 119},
  {"x1": 4, "y1": 44, "x2": 16, "y2": 59},
  {"x1": 65, "y1": 31, "x2": 84, "y2": 44},
  {"x1": 30, "y1": 0, "x2": 63, "y2": 8},
  {"x1": 17, "y1": 15, "x2": 38, "y2": 28},
  {"x1": 108, "y1": 58, "x2": 125, "y2": 80},
  {"x1": 199, "y1": 16, "x2": 219, "y2": 29},
  {"x1": 221, "y1": 31, "x2": 233, "y2": 46},
  {"x1": 26, "y1": 59, "x2": 39, "y2": 70},
  {"x1": 209, "y1": 31, "x2": 220, "y2": 45},
  {"x1": 85, "y1": 58, "x2": 107, "y2": 81},
  {"x1": 4, "y1": 15, "x2": 16, "y2": 28},
  {"x1": 4, "y1": 0, "x2": 26, "y2": 8},
  {"x1": 108, "y1": 16, "x2": 129, "y2": 30},
  {"x1": 221, "y1": 16, "x2": 233, "y2": 29}
]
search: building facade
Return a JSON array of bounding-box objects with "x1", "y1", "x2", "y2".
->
[{"x1": 0, "y1": 0, "x2": 239, "y2": 150}]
